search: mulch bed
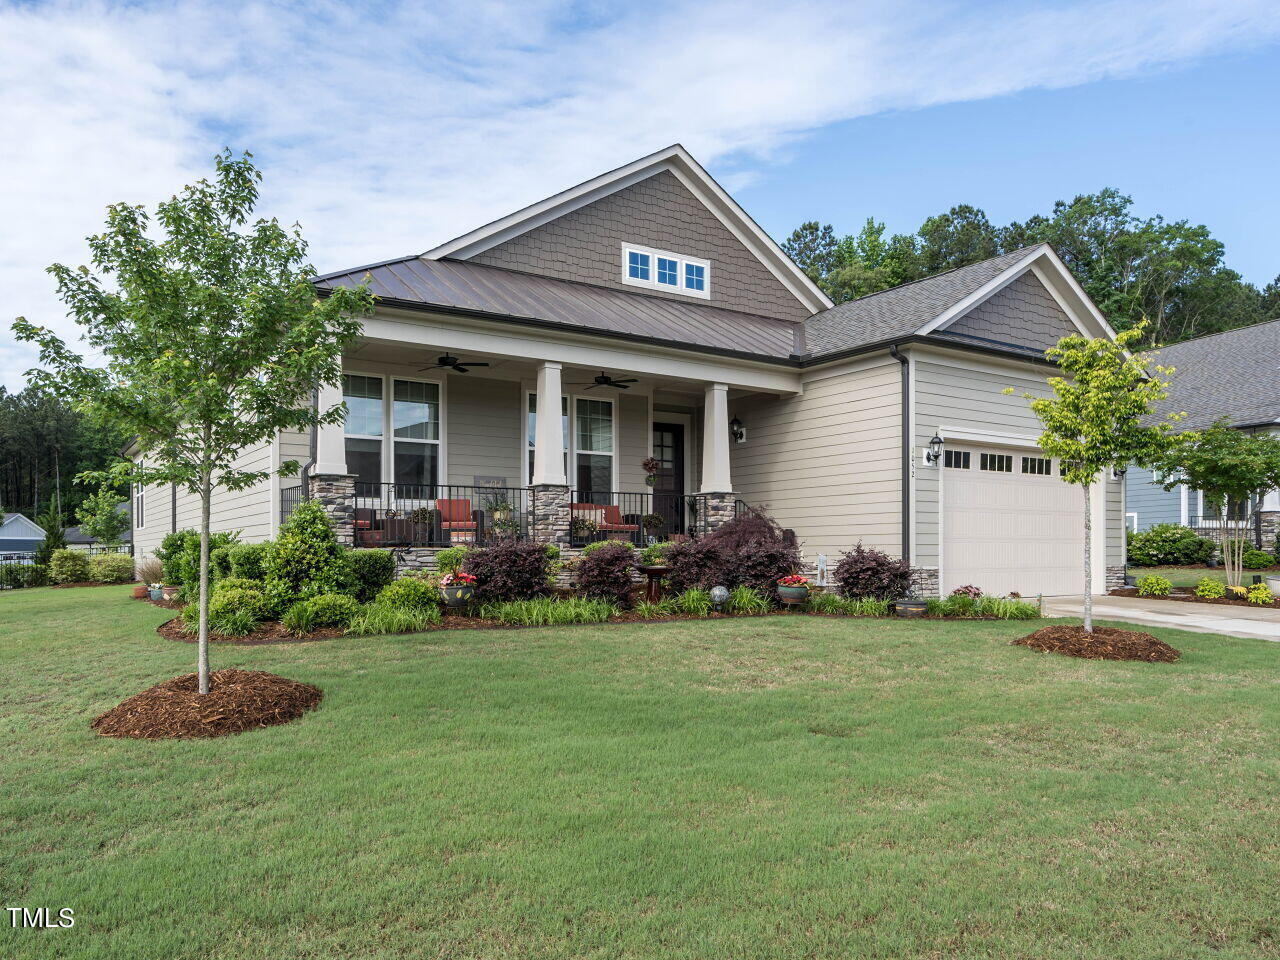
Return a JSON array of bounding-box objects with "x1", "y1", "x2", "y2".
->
[
  {"x1": 157, "y1": 617, "x2": 345, "y2": 645},
  {"x1": 1013, "y1": 624, "x2": 1180, "y2": 663},
  {"x1": 91, "y1": 669, "x2": 323, "y2": 739},
  {"x1": 1109, "y1": 587, "x2": 1280, "y2": 609},
  {"x1": 51, "y1": 581, "x2": 118, "y2": 589}
]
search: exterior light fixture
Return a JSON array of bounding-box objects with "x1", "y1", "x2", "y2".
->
[
  {"x1": 729, "y1": 416, "x2": 745, "y2": 443},
  {"x1": 925, "y1": 433, "x2": 944, "y2": 465}
]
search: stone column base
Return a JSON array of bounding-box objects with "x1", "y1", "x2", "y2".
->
[
  {"x1": 308, "y1": 473, "x2": 356, "y2": 546},
  {"x1": 911, "y1": 567, "x2": 940, "y2": 598},
  {"x1": 1261, "y1": 511, "x2": 1279, "y2": 553},
  {"x1": 1106, "y1": 565, "x2": 1126, "y2": 591},
  {"x1": 698, "y1": 492, "x2": 739, "y2": 535},
  {"x1": 531, "y1": 484, "x2": 571, "y2": 545}
]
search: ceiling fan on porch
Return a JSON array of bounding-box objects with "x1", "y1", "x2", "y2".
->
[
  {"x1": 421, "y1": 354, "x2": 490, "y2": 373},
  {"x1": 572, "y1": 371, "x2": 639, "y2": 391}
]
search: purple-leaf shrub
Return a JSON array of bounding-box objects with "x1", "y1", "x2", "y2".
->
[
  {"x1": 575, "y1": 542, "x2": 637, "y2": 606},
  {"x1": 462, "y1": 539, "x2": 556, "y2": 602},
  {"x1": 833, "y1": 543, "x2": 913, "y2": 600}
]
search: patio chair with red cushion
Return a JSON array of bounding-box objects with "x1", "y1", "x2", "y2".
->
[
  {"x1": 571, "y1": 503, "x2": 639, "y2": 533},
  {"x1": 437, "y1": 498, "x2": 478, "y2": 532}
]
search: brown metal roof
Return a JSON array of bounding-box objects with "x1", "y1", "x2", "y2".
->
[{"x1": 314, "y1": 256, "x2": 801, "y2": 360}]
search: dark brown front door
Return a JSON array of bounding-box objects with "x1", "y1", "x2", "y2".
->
[{"x1": 652, "y1": 422, "x2": 685, "y2": 536}]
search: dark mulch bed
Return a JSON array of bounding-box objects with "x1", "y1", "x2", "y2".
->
[
  {"x1": 52, "y1": 581, "x2": 131, "y2": 589},
  {"x1": 91, "y1": 668, "x2": 323, "y2": 739},
  {"x1": 1014, "y1": 624, "x2": 1180, "y2": 663},
  {"x1": 158, "y1": 617, "x2": 345, "y2": 645},
  {"x1": 1109, "y1": 586, "x2": 1280, "y2": 609},
  {"x1": 141, "y1": 595, "x2": 185, "y2": 610}
]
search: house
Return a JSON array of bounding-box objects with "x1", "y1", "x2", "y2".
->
[
  {"x1": 1125, "y1": 320, "x2": 1280, "y2": 548},
  {"x1": 0, "y1": 513, "x2": 46, "y2": 557},
  {"x1": 130, "y1": 144, "x2": 1127, "y2": 597}
]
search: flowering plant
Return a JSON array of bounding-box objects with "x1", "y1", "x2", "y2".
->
[
  {"x1": 440, "y1": 572, "x2": 476, "y2": 587},
  {"x1": 777, "y1": 574, "x2": 810, "y2": 587},
  {"x1": 950, "y1": 584, "x2": 982, "y2": 599}
]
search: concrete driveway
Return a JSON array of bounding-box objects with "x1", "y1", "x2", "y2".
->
[{"x1": 1041, "y1": 594, "x2": 1280, "y2": 642}]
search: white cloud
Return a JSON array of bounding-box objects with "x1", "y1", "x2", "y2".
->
[{"x1": 2, "y1": 0, "x2": 1276, "y2": 388}]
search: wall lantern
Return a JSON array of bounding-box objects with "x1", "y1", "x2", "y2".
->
[
  {"x1": 925, "y1": 433, "x2": 944, "y2": 466},
  {"x1": 729, "y1": 416, "x2": 746, "y2": 444}
]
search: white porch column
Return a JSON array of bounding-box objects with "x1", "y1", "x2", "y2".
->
[
  {"x1": 700, "y1": 382, "x2": 732, "y2": 493},
  {"x1": 314, "y1": 380, "x2": 349, "y2": 476},
  {"x1": 532, "y1": 361, "x2": 567, "y2": 486}
]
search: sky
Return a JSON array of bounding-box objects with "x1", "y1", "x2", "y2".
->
[{"x1": 2, "y1": 0, "x2": 1278, "y2": 391}]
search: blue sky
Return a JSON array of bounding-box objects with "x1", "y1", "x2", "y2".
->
[
  {"x1": 739, "y1": 47, "x2": 1280, "y2": 285},
  {"x1": 1, "y1": 0, "x2": 1278, "y2": 389}
]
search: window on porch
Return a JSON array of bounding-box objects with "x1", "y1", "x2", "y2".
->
[
  {"x1": 575, "y1": 397, "x2": 613, "y2": 498},
  {"x1": 344, "y1": 374, "x2": 440, "y2": 492}
]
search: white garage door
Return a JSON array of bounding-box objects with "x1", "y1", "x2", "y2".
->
[{"x1": 942, "y1": 447, "x2": 1085, "y2": 598}]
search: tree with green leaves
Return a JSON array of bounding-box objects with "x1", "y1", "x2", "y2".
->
[
  {"x1": 14, "y1": 150, "x2": 374, "y2": 694},
  {"x1": 1148, "y1": 423, "x2": 1280, "y2": 589},
  {"x1": 1008, "y1": 324, "x2": 1179, "y2": 632},
  {"x1": 75, "y1": 485, "x2": 130, "y2": 546}
]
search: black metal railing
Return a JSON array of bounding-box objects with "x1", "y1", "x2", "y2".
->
[
  {"x1": 568, "y1": 491, "x2": 743, "y2": 547},
  {"x1": 351, "y1": 483, "x2": 531, "y2": 547},
  {"x1": 281, "y1": 484, "x2": 307, "y2": 526}
]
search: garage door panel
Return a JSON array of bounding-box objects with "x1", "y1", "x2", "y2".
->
[{"x1": 942, "y1": 447, "x2": 1085, "y2": 597}]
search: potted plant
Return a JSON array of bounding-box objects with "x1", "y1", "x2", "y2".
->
[
  {"x1": 777, "y1": 574, "x2": 811, "y2": 605},
  {"x1": 893, "y1": 593, "x2": 927, "y2": 617},
  {"x1": 483, "y1": 492, "x2": 513, "y2": 524},
  {"x1": 570, "y1": 516, "x2": 599, "y2": 543},
  {"x1": 148, "y1": 582, "x2": 164, "y2": 602},
  {"x1": 161, "y1": 582, "x2": 181, "y2": 601},
  {"x1": 642, "y1": 456, "x2": 661, "y2": 487},
  {"x1": 641, "y1": 513, "x2": 665, "y2": 536},
  {"x1": 132, "y1": 581, "x2": 149, "y2": 599},
  {"x1": 440, "y1": 571, "x2": 476, "y2": 607}
]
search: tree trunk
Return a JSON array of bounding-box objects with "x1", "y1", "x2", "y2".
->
[
  {"x1": 1083, "y1": 482, "x2": 1093, "y2": 634},
  {"x1": 197, "y1": 472, "x2": 212, "y2": 695}
]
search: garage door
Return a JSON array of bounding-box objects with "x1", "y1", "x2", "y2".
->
[{"x1": 941, "y1": 447, "x2": 1085, "y2": 597}]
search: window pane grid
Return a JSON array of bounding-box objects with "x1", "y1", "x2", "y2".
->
[
  {"x1": 944, "y1": 450, "x2": 970, "y2": 469},
  {"x1": 343, "y1": 374, "x2": 383, "y2": 437},
  {"x1": 685, "y1": 262, "x2": 705, "y2": 290},
  {"x1": 627, "y1": 250, "x2": 650, "y2": 280},
  {"x1": 1021, "y1": 456, "x2": 1052, "y2": 475},
  {"x1": 980, "y1": 453, "x2": 1012, "y2": 472},
  {"x1": 657, "y1": 257, "x2": 678, "y2": 286}
]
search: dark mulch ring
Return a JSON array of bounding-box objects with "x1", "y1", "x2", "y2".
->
[
  {"x1": 52, "y1": 581, "x2": 122, "y2": 589},
  {"x1": 91, "y1": 669, "x2": 323, "y2": 740},
  {"x1": 158, "y1": 617, "x2": 345, "y2": 645},
  {"x1": 1014, "y1": 625, "x2": 1180, "y2": 663},
  {"x1": 1110, "y1": 586, "x2": 1280, "y2": 609}
]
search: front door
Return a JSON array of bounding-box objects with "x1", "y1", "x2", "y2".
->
[{"x1": 652, "y1": 423, "x2": 685, "y2": 536}]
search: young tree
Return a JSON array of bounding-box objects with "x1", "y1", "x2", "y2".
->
[
  {"x1": 14, "y1": 150, "x2": 374, "y2": 693},
  {"x1": 1149, "y1": 423, "x2": 1280, "y2": 588},
  {"x1": 75, "y1": 485, "x2": 130, "y2": 546},
  {"x1": 1009, "y1": 324, "x2": 1179, "y2": 632}
]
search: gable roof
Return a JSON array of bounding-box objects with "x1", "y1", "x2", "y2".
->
[
  {"x1": 1152, "y1": 320, "x2": 1280, "y2": 430},
  {"x1": 315, "y1": 255, "x2": 800, "y2": 360},
  {"x1": 0, "y1": 513, "x2": 45, "y2": 541},
  {"x1": 422, "y1": 144, "x2": 832, "y2": 315}
]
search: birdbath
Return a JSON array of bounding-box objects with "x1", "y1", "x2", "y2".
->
[{"x1": 638, "y1": 564, "x2": 670, "y2": 604}]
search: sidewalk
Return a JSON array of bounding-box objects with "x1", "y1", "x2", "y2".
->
[{"x1": 1041, "y1": 594, "x2": 1280, "y2": 642}]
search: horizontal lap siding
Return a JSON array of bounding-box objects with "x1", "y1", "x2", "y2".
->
[
  {"x1": 617, "y1": 394, "x2": 649, "y2": 493},
  {"x1": 446, "y1": 376, "x2": 522, "y2": 487},
  {"x1": 729, "y1": 357, "x2": 902, "y2": 560}
]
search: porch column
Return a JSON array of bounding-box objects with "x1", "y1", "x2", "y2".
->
[
  {"x1": 532, "y1": 361, "x2": 567, "y2": 486},
  {"x1": 314, "y1": 380, "x2": 349, "y2": 477},
  {"x1": 700, "y1": 382, "x2": 731, "y2": 493}
]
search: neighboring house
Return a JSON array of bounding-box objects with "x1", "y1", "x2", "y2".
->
[
  {"x1": 63, "y1": 509, "x2": 133, "y2": 552},
  {"x1": 129, "y1": 144, "x2": 1127, "y2": 597},
  {"x1": 1125, "y1": 320, "x2": 1280, "y2": 548},
  {"x1": 0, "y1": 513, "x2": 46, "y2": 557}
]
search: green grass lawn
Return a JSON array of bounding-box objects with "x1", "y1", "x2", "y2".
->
[
  {"x1": 1127, "y1": 565, "x2": 1280, "y2": 588},
  {"x1": 1, "y1": 586, "x2": 1277, "y2": 959}
]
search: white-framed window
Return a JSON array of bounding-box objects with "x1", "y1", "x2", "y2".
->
[
  {"x1": 343, "y1": 373, "x2": 442, "y2": 491},
  {"x1": 574, "y1": 397, "x2": 614, "y2": 495},
  {"x1": 620, "y1": 243, "x2": 710, "y2": 299},
  {"x1": 526, "y1": 393, "x2": 569, "y2": 485},
  {"x1": 1199, "y1": 490, "x2": 1253, "y2": 524},
  {"x1": 1021, "y1": 456, "x2": 1052, "y2": 476},
  {"x1": 944, "y1": 450, "x2": 970, "y2": 469},
  {"x1": 134, "y1": 482, "x2": 144, "y2": 529},
  {"x1": 980, "y1": 453, "x2": 1013, "y2": 473}
]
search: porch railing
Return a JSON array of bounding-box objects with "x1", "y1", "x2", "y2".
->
[
  {"x1": 568, "y1": 491, "x2": 742, "y2": 547},
  {"x1": 352, "y1": 483, "x2": 531, "y2": 548},
  {"x1": 281, "y1": 483, "x2": 306, "y2": 526}
]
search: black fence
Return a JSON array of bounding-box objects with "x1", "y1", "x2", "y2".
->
[
  {"x1": 0, "y1": 554, "x2": 40, "y2": 589},
  {"x1": 568, "y1": 491, "x2": 742, "y2": 547},
  {"x1": 351, "y1": 483, "x2": 532, "y2": 548},
  {"x1": 281, "y1": 484, "x2": 307, "y2": 526}
]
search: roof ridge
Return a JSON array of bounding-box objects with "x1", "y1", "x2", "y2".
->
[
  {"x1": 311, "y1": 253, "x2": 422, "y2": 283},
  {"x1": 1154, "y1": 317, "x2": 1280, "y2": 352}
]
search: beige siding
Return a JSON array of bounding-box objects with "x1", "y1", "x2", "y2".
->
[
  {"x1": 913, "y1": 349, "x2": 1125, "y2": 570},
  {"x1": 729, "y1": 355, "x2": 902, "y2": 559},
  {"x1": 446, "y1": 375, "x2": 523, "y2": 487},
  {"x1": 616, "y1": 393, "x2": 650, "y2": 493}
]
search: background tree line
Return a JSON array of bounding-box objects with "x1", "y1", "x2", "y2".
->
[
  {"x1": 0, "y1": 385, "x2": 129, "y2": 522},
  {"x1": 783, "y1": 188, "x2": 1278, "y2": 346}
]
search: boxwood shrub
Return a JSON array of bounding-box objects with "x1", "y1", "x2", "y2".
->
[
  {"x1": 346, "y1": 548, "x2": 396, "y2": 602},
  {"x1": 376, "y1": 576, "x2": 440, "y2": 611},
  {"x1": 49, "y1": 549, "x2": 90, "y2": 584},
  {"x1": 1243, "y1": 549, "x2": 1275, "y2": 570},
  {"x1": 1126, "y1": 523, "x2": 1215, "y2": 567},
  {"x1": 227, "y1": 542, "x2": 270, "y2": 580},
  {"x1": 87, "y1": 553, "x2": 134, "y2": 583}
]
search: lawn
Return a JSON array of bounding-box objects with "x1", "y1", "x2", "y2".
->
[
  {"x1": 1127, "y1": 565, "x2": 1278, "y2": 587},
  {"x1": 1, "y1": 586, "x2": 1277, "y2": 959}
]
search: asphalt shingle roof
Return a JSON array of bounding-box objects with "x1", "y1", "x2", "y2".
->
[
  {"x1": 1151, "y1": 320, "x2": 1280, "y2": 430},
  {"x1": 800, "y1": 247, "x2": 1042, "y2": 355}
]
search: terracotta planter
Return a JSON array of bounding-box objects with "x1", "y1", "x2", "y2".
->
[
  {"x1": 777, "y1": 585, "x2": 810, "y2": 605},
  {"x1": 893, "y1": 599, "x2": 927, "y2": 618},
  {"x1": 162, "y1": 585, "x2": 180, "y2": 601},
  {"x1": 442, "y1": 584, "x2": 474, "y2": 607},
  {"x1": 132, "y1": 583, "x2": 149, "y2": 599}
]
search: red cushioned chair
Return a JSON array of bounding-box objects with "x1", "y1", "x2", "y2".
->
[{"x1": 438, "y1": 498, "x2": 477, "y2": 538}]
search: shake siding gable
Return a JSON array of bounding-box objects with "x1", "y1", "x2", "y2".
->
[
  {"x1": 468, "y1": 170, "x2": 812, "y2": 322},
  {"x1": 937, "y1": 271, "x2": 1077, "y2": 354}
]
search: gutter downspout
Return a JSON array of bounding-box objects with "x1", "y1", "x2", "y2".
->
[
  {"x1": 889, "y1": 345, "x2": 910, "y2": 565},
  {"x1": 300, "y1": 387, "x2": 319, "y2": 499}
]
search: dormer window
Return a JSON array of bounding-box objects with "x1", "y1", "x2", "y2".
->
[{"x1": 621, "y1": 243, "x2": 710, "y2": 299}]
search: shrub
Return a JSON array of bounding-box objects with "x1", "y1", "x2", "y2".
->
[
  {"x1": 582, "y1": 538, "x2": 631, "y2": 556},
  {"x1": 183, "y1": 586, "x2": 266, "y2": 636},
  {"x1": 346, "y1": 549, "x2": 395, "y2": 602},
  {"x1": 87, "y1": 553, "x2": 134, "y2": 583},
  {"x1": 376, "y1": 576, "x2": 440, "y2": 611},
  {"x1": 209, "y1": 546, "x2": 233, "y2": 580},
  {"x1": 726, "y1": 585, "x2": 771, "y2": 615},
  {"x1": 49, "y1": 549, "x2": 90, "y2": 584},
  {"x1": 227, "y1": 542, "x2": 270, "y2": 580},
  {"x1": 575, "y1": 542, "x2": 636, "y2": 606},
  {"x1": 663, "y1": 539, "x2": 727, "y2": 593},
  {"x1": 1242, "y1": 549, "x2": 1275, "y2": 570},
  {"x1": 1136, "y1": 574, "x2": 1173, "y2": 597},
  {"x1": 264, "y1": 499, "x2": 349, "y2": 596},
  {"x1": 213, "y1": 577, "x2": 262, "y2": 596},
  {"x1": 282, "y1": 594, "x2": 360, "y2": 632},
  {"x1": 155, "y1": 529, "x2": 241, "y2": 585},
  {"x1": 833, "y1": 543, "x2": 913, "y2": 601},
  {"x1": 462, "y1": 539, "x2": 557, "y2": 602},
  {"x1": 639, "y1": 541, "x2": 675, "y2": 566},
  {"x1": 0, "y1": 563, "x2": 48, "y2": 589},
  {"x1": 434, "y1": 545, "x2": 472, "y2": 576},
  {"x1": 1246, "y1": 583, "x2": 1274, "y2": 606},
  {"x1": 1126, "y1": 524, "x2": 1215, "y2": 567},
  {"x1": 258, "y1": 578, "x2": 297, "y2": 619},
  {"x1": 137, "y1": 557, "x2": 163, "y2": 584},
  {"x1": 671, "y1": 588, "x2": 712, "y2": 617},
  {"x1": 476, "y1": 597, "x2": 617, "y2": 626},
  {"x1": 702, "y1": 508, "x2": 801, "y2": 596},
  {"x1": 346, "y1": 602, "x2": 442, "y2": 636},
  {"x1": 1195, "y1": 577, "x2": 1226, "y2": 599},
  {"x1": 951, "y1": 584, "x2": 982, "y2": 599}
]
